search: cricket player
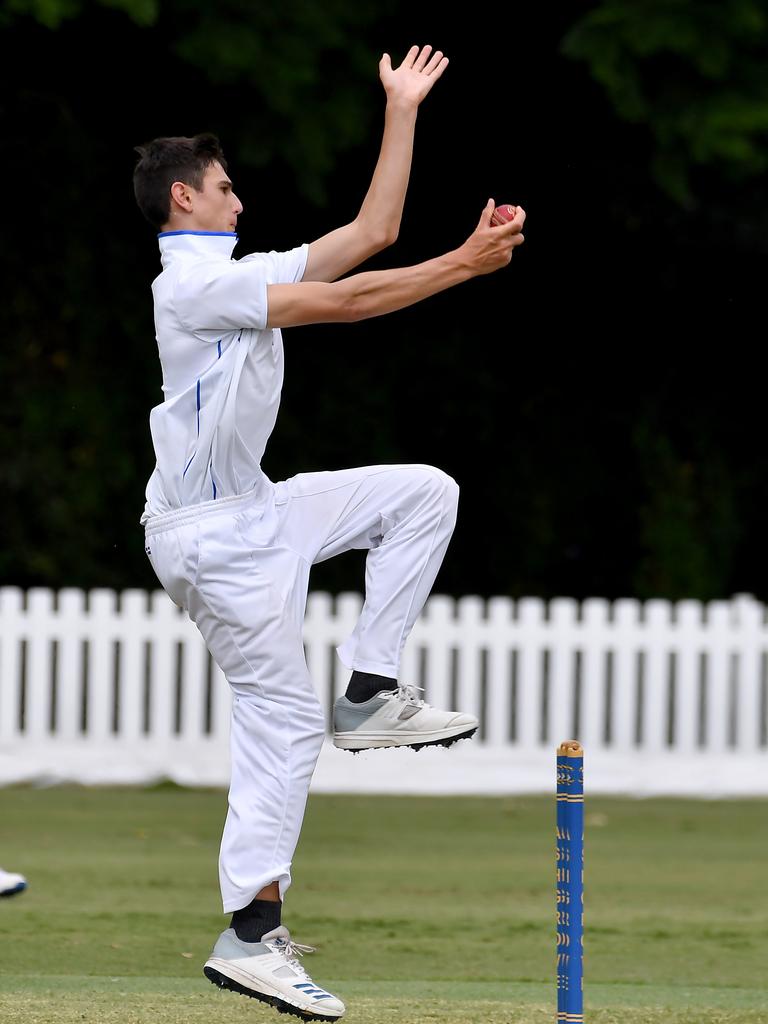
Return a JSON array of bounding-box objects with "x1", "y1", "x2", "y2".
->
[{"x1": 133, "y1": 44, "x2": 525, "y2": 1021}]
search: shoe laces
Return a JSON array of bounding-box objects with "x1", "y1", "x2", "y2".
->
[
  {"x1": 270, "y1": 936, "x2": 316, "y2": 979},
  {"x1": 393, "y1": 683, "x2": 427, "y2": 707}
]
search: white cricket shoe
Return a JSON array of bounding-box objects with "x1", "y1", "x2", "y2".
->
[
  {"x1": 204, "y1": 925, "x2": 345, "y2": 1020},
  {"x1": 333, "y1": 684, "x2": 478, "y2": 751},
  {"x1": 0, "y1": 868, "x2": 27, "y2": 898}
]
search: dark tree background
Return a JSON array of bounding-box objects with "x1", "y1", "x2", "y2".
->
[{"x1": 2, "y1": 0, "x2": 767, "y2": 600}]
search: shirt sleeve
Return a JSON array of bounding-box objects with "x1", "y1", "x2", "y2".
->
[
  {"x1": 237, "y1": 243, "x2": 309, "y2": 284},
  {"x1": 173, "y1": 258, "x2": 269, "y2": 334}
]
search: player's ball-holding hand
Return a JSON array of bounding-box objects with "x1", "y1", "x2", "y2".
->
[
  {"x1": 490, "y1": 204, "x2": 517, "y2": 226},
  {"x1": 462, "y1": 198, "x2": 526, "y2": 275}
]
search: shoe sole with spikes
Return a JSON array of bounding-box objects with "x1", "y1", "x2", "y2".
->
[
  {"x1": 335, "y1": 724, "x2": 478, "y2": 753},
  {"x1": 204, "y1": 965, "x2": 344, "y2": 1020}
]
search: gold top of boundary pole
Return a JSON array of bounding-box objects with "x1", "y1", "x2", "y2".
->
[{"x1": 557, "y1": 740, "x2": 583, "y2": 757}]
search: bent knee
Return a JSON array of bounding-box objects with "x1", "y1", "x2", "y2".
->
[{"x1": 408, "y1": 464, "x2": 460, "y2": 511}]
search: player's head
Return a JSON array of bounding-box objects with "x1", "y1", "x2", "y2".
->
[{"x1": 133, "y1": 133, "x2": 243, "y2": 233}]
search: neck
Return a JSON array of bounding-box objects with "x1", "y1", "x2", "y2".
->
[{"x1": 162, "y1": 216, "x2": 224, "y2": 233}]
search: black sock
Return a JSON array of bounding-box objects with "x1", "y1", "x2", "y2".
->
[
  {"x1": 230, "y1": 897, "x2": 282, "y2": 942},
  {"x1": 345, "y1": 670, "x2": 397, "y2": 704}
]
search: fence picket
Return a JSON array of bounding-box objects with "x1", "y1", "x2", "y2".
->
[
  {"x1": 675, "y1": 601, "x2": 702, "y2": 754},
  {"x1": 611, "y1": 600, "x2": 641, "y2": 750},
  {"x1": 707, "y1": 602, "x2": 732, "y2": 753},
  {"x1": 516, "y1": 598, "x2": 545, "y2": 751},
  {"x1": 580, "y1": 599, "x2": 611, "y2": 750},
  {"x1": 57, "y1": 589, "x2": 87, "y2": 740},
  {"x1": 25, "y1": 589, "x2": 55, "y2": 740},
  {"x1": 733, "y1": 595, "x2": 763, "y2": 752},
  {"x1": 485, "y1": 597, "x2": 514, "y2": 746},
  {"x1": 0, "y1": 588, "x2": 24, "y2": 742},
  {"x1": 119, "y1": 590, "x2": 149, "y2": 741}
]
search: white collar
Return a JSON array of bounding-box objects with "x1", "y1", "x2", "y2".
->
[{"x1": 157, "y1": 230, "x2": 238, "y2": 268}]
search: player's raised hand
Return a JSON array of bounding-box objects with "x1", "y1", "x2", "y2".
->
[
  {"x1": 379, "y1": 45, "x2": 449, "y2": 108},
  {"x1": 460, "y1": 199, "x2": 526, "y2": 275}
]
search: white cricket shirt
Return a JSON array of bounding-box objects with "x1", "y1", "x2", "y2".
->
[{"x1": 140, "y1": 231, "x2": 308, "y2": 523}]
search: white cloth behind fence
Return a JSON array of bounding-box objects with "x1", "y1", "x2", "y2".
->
[{"x1": 0, "y1": 587, "x2": 766, "y2": 794}]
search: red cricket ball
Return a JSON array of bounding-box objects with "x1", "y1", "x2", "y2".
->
[{"x1": 490, "y1": 204, "x2": 516, "y2": 226}]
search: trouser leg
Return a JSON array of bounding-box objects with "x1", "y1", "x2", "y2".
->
[
  {"x1": 275, "y1": 464, "x2": 459, "y2": 677},
  {"x1": 186, "y1": 517, "x2": 324, "y2": 912}
]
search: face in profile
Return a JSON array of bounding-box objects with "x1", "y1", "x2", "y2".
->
[{"x1": 170, "y1": 160, "x2": 243, "y2": 233}]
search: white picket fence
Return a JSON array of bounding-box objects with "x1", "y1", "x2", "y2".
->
[{"x1": 1, "y1": 587, "x2": 767, "y2": 795}]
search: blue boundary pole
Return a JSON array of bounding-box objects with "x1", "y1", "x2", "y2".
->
[{"x1": 556, "y1": 740, "x2": 584, "y2": 1024}]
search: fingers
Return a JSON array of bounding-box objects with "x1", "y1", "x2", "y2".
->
[
  {"x1": 425, "y1": 52, "x2": 447, "y2": 76},
  {"x1": 496, "y1": 205, "x2": 527, "y2": 233},
  {"x1": 507, "y1": 215, "x2": 526, "y2": 254},
  {"x1": 478, "y1": 201, "x2": 526, "y2": 237},
  {"x1": 403, "y1": 44, "x2": 420, "y2": 68},
  {"x1": 413, "y1": 44, "x2": 432, "y2": 71},
  {"x1": 401, "y1": 44, "x2": 448, "y2": 75},
  {"x1": 478, "y1": 198, "x2": 496, "y2": 229}
]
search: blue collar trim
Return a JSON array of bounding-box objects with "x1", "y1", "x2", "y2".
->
[{"x1": 157, "y1": 230, "x2": 238, "y2": 238}]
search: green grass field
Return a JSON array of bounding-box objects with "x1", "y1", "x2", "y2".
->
[{"x1": 0, "y1": 786, "x2": 766, "y2": 1023}]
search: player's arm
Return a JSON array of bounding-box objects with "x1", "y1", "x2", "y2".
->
[
  {"x1": 268, "y1": 201, "x2": 525, "y2": 328},
  {"x1": 302, "y1": 45, "x2": 449, "y2": 284}
]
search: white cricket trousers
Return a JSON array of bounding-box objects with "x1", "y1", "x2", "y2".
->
[{"x1": 144, "y1": 464, "x2": 459, "y2": 912}]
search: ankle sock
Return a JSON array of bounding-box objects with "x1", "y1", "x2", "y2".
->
[
  {"x1": 344, "y1": 670, "x2": 397, "y2": 704},
  {"x1": 230, "y1": 896, "x2": 282, "y2": 942}
]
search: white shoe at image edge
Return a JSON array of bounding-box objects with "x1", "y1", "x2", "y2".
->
[{"x1": 0, "y1": 869, "x2": 27, "y2": 898}]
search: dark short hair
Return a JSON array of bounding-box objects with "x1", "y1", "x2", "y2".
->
[{"x1": 133, "y1": 133, "x2": 228, "y2": 230}]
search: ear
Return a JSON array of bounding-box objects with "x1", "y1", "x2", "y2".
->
[{"x1": 169, "y1": 180, "x2": 193, "y2": 213}]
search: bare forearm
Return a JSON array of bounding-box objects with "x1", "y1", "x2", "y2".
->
[
  {"x1": 341, "y1": 248, "x2": 473, "y2": 321},
  {"x1": 266, "y1": 201, "x2": 525, "y2": 329},
  {"x1": 356, "y1": 102, "x2": 417, "y2": 243}
]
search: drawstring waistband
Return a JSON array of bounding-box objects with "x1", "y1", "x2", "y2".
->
[{"x1": 144, "y1": 484, "x2": 268, "y2": 537}]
